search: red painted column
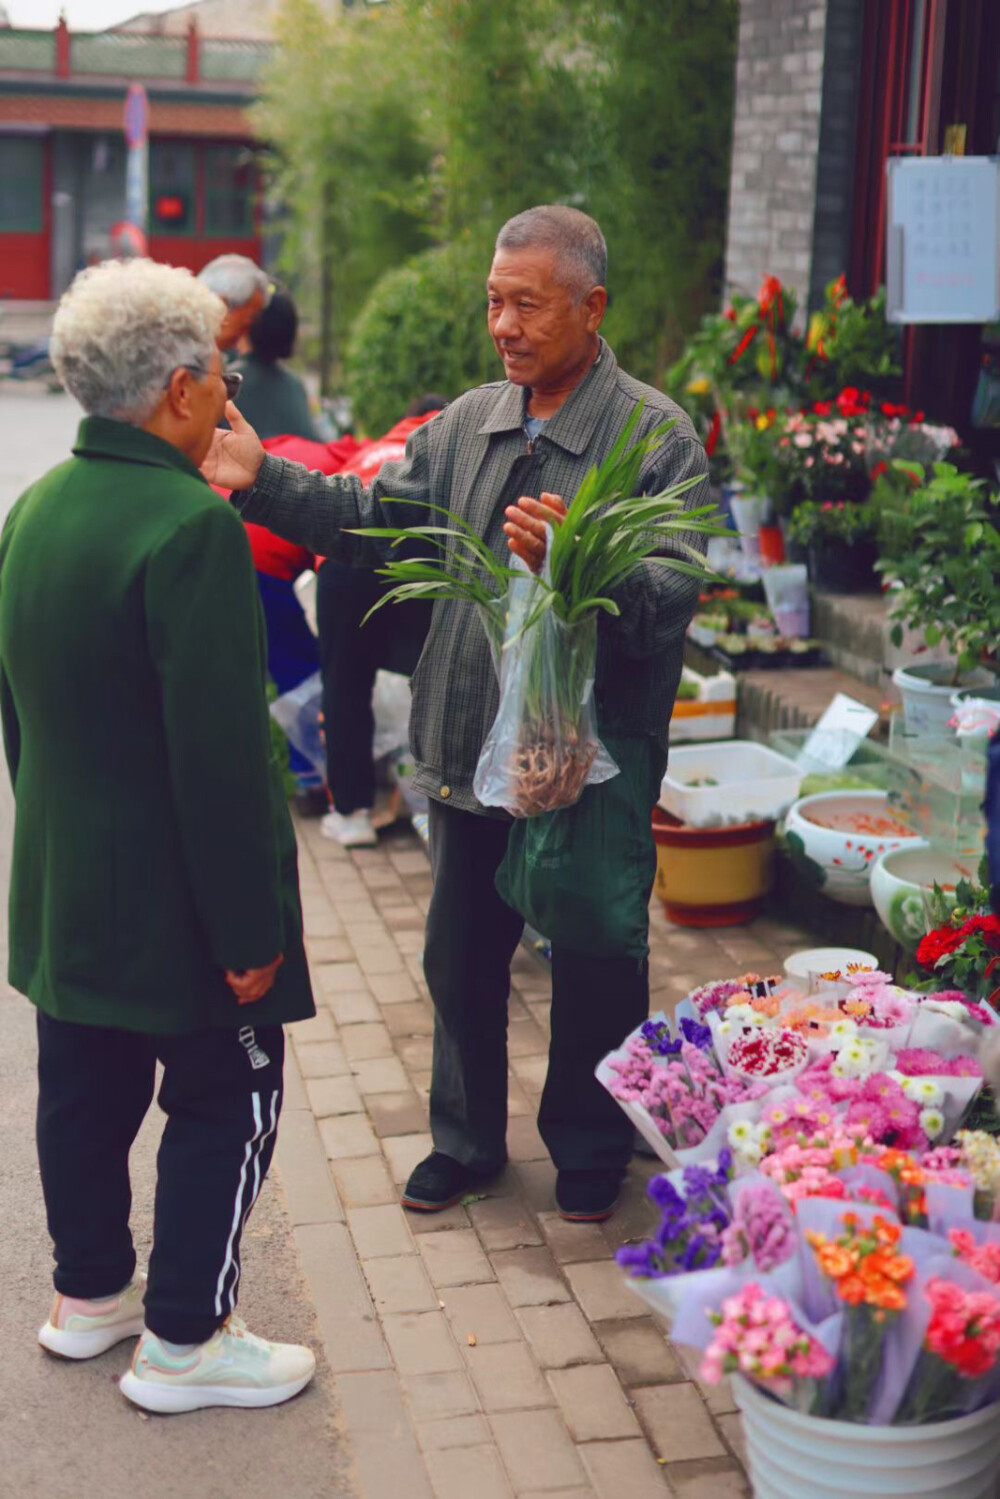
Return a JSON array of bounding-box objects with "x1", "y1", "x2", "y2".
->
[
  {"x1": 186, "y1": 20, "x2": 199, "y2": 84},
  {"x1": 55, "y1": 17, "x2": 70, "y2": 78}
]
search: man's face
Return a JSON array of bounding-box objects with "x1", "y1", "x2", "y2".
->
[
  {"x1": 217, "y1": 289, "x2": 265, "y2": 351},
  {"x1": 487, "y1": 248, "x2": 603, "y2": 392},
  {"x1": 188, "y1": 351, "x2": 230, "y2": 465}
]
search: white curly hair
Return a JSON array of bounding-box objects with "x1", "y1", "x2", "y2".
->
[{"x1": 50, "y1": 258, "x2": 225, "y2": 424}]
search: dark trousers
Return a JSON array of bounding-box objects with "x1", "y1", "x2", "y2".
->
[
  {"x1": 256, "y1": 571, "x2": 320, "y2": 783},
  {"x1": 36, "y1": 1010, "x2": 284, "y2": 1345},
  {"x1": 423, "y1": 801, "x2": 648, "y2": 1173},
  {"x1": 316, "y1": 562, "x2": 386, "y2": 815},
  {"x1": 316, "y1": 561, "x2": 432, "y2": 816}
]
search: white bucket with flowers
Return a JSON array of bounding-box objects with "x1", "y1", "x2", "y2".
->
[{"x1": 735, "y1": 1375, "x2": 1000, "y2": 1499}]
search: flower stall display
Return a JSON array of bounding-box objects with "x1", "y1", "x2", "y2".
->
[
  {"x1": 598, "y1": 962, "x2": 994, "y2": 1176},
  {"x1": 603, "y1": 952, "x2": 1000, "y2": 1496}
]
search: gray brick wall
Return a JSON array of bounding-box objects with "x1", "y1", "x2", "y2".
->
[{"x1": 723, "y1": 0, "x2": 828, "y2": 320}]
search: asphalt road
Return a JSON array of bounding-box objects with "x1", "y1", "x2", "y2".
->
[{"x1": 0, "y1": 388, "x2": 350, "y2": 1499}]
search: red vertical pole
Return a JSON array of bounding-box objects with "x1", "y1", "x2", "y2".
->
[
  {"x1": 55, "y1": 17, "x2": 70, "y2": 78},
  {"x1": 186, "y1": 20, "x2": 199, "y2": 85}
]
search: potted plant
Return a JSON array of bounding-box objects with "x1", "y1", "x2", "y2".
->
[
  {"x1": 877, "y1": 463, "x2": 1000, "y2": 732},
  {"x1": 786, "y1": 497, "x2": 880, "y2": 593}
]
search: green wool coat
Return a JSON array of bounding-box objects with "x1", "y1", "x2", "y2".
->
[{"x1": 0, "y1": 417, "x2": 314, "y2": 1035}]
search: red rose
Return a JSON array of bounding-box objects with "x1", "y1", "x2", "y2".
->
[
  {"x1": 723, "y1": 307, "x2": 737, "y2": 322},
  {"x1": 881, "y1": 402, "x2": 909, "y2": 418},
  {"x1": 812, "y1": 401, "x2": 832, "y2": 416},
  {"x1": 959, "y1": 915, "x2": 1000, "y2": 948},
  {"x1": 917, "y1": 924, "x2": 967, "y2": 968},
  {"x1": 871, "y1": 460, "x2": 888, "y2": 481}
]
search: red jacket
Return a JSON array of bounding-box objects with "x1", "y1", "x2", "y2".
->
[
  {"x1": 241, "y1": 435, "x2": 361, "y2": 580},
  {"x1": 314, "y1": 412, "x2": 440, "y2": 567}
]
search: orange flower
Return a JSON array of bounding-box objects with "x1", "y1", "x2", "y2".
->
[
  {"x1": 841, "y1": 998, "x2": 872, "y2": 1020},
  {"x1": 816, "y1": 1244, "x2": 855, "y2": 1279},
  {"x1": 866, "y1": 1250, "x2": 913, "y2": 1285},
  {"x1": 873, "y1": 1217, "x2": 901, "y2": 1248},
  {"x1": 864, "y1": 1279, "x2": 907, "y2": 1313},
  {"x1": 837, "y1": 1276, "x2": 868, "y2": 1306}
]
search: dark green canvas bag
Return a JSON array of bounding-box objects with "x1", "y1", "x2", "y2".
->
[{"x1": 495, "y1": 733, "x2": 667, "y2": 962}]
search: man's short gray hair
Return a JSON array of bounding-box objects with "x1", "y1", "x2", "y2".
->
[
  {"x1": 50, "y1": 259, "x2": 224, "y2": 425},
  {"x1": 494, "y1": 205, "x2": 607, "y2": 298},
  {"x1": 197, "y1": 253, "x2": 270, "y2": 310}
]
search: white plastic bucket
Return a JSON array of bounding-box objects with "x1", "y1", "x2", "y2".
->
[
  {"x1": 892, "y1": 663, "x2": 994, "y2": 735},
  {"x1": 734, "y1": 1377, "x2": 1000, "y2": 1499}
]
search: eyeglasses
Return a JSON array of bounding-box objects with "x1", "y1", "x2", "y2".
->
[{"x1": 164, "y1": 366, "x2": 243, "y2": 402}]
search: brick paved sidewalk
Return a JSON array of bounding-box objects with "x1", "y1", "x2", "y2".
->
[{"x1": 274, "y1": 815, "x2": 811, "y2": 1499}]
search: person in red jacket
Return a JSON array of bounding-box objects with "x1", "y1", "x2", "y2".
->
[{"x1": 317, "y1": 396, "x2": 446, "y2": 846}]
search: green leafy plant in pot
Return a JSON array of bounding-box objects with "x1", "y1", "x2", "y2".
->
[
  {"x1": 350, "y1": 408, "x2": 725, "y2": 815},
  {"x1": 876, "y1": 462, "x2": 1000, "y2": 700}
]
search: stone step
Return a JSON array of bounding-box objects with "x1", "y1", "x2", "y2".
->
[
  {"x1": 809, "y1": 588, "x2": 888, "y2": 686},
  {"x1": 683, "y1": 639, "x2": 886, "y2": 740}
]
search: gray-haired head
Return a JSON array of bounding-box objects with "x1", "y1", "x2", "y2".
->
[
  {"x1": 50, "y1": 258, "x2": 224, "y2": 424},
  {"x1": 494, "y1": 205, "x2": 607, "y2": 299},
  {"x1": 197, "y1": 253, "x2": 270, "y2": 310}
]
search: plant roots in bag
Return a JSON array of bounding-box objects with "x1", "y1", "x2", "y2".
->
[{"x1": 474, "y1": 564, "x2": 618, "y2": 817}]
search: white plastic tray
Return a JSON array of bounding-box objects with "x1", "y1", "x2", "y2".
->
[{"x1": 659, "y1": 740, "x2": 805, "y2": 828}]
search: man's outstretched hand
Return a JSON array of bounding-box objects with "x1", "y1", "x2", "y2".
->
[
  {"x1": 225, "y1": 953, "x2": 283, "y2": 1005},
  {"x1": 504, "y1": 492, "x2": 567, "y2": 573},
  {"x1": 201, "y1": 402, "x2": 266, "y2": 491}
]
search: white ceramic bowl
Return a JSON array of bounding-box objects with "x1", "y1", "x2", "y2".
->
[
  {"x1": 783, "y1": 947, "x2": 880, "y2": 991},
  {"x1": 870, "y1": 840, "x2": 980, "y2": 947},
  {"x1": 784, "y1": 790, "x2": 922, "y2": 906}
]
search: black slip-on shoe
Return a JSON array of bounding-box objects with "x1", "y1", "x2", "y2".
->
[
  {"x1": 401, "y1": 1151, "x2": 505, "y2": 1212},
  {"x1": 555, "y1": 1168, "x2": 624, "y2": 1223}
]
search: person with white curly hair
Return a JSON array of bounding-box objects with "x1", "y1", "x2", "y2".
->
[{"x1": 0, "y1": 258, "x2": 317, "y2": 1413}]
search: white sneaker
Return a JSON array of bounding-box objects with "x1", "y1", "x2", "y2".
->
[
  {"x1": 38, "y1": 1272, "x2": 147, "y2": 1360},
  {"x1": 320, "y1": 808, "x2": 377, "y2": 847},
  {"x1": 120, "y1": 1315, "x2": 316, "y2": 1413}
]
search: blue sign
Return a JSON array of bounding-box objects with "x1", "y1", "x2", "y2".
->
[{"x1": 123, "y1": 83, "x2": 148, "y2": 149}]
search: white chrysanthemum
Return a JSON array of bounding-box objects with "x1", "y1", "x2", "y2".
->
[
  {"x1": 727, "y1": 1004, "x2": 755, "y2": 1024},
  {"x1": 830, "y1": 1019, "x2": 859, "y2": 1043},
  {"x1": 924, "y1": 999, "x2": 969, "y2": 1022},
  {"x1": 919, "y1": 1107, "x2": 945, "y2": 1140},
  {"x1": 909, "y1": 1077, "x2": 944, "y2": 1105}
]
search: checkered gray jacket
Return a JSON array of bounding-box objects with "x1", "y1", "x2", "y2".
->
[{"x1": 234, "y1": 340, "x2": 710, "y2": 814}]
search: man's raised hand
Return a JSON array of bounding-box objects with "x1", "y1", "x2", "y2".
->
[
  {"x1": 200, "y1": 402, "x2": 266, "y2": 491},
  {"x1": 503, "y1": 492, "x2": 567, "y2": 573}
]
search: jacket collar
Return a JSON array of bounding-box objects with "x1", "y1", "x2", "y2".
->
[
  {"x1": 476, "y1": 339, "x2": 618, "y2": 455},
  {"x1": 72, "y1": 416, "x2": 206, "y2": 483}
]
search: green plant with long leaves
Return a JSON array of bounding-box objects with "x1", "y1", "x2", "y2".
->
[{"x1": 350, "y1": 408, "x2": 726, "y2": 811}]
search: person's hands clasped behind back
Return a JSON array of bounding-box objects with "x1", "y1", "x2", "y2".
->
[
  {"x1": 202, "y1": 402, "x2": 266, "y2": 491},
  {"x1": 225, "y1": 953, "x2": 284, "y2": 1004}
]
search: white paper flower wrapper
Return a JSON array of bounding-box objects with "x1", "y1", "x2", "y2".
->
[{"x1": 908, "y1": 1005, "x2": 984, "y2": 1059}]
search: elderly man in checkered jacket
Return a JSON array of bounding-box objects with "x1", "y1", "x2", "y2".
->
[{"x1": 204, "y1": 205, "x2": 710, "y2": 1223}]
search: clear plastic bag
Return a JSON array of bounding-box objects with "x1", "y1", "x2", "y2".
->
[
  {"x1": 473, "y1": 556, "x2": 618, "y2": 817},
  {"x1": 269, "y1": 671, "x2": 325, "y2": 777}
]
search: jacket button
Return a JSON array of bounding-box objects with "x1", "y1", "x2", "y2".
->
[{"x1": 440, "y1": 785, "x2": 451, "y2": 799}]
